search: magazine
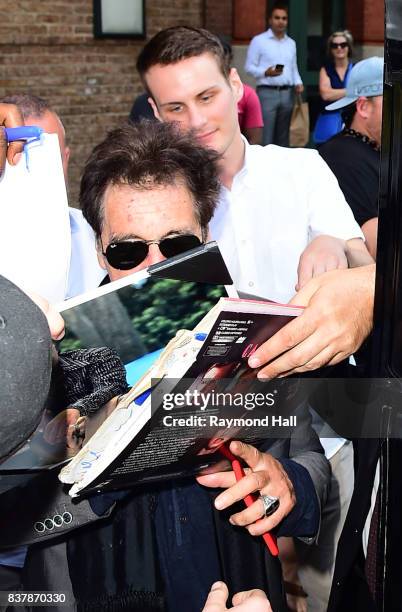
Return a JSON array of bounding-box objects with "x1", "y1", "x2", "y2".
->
[
  {"x1": 0, "y1": 242, "x2": 230, "y2": 476},
  {"x1": 59, "y1": 298, "x2": 303, "y2": 498}
]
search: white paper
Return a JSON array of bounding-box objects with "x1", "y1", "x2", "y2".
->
[{"x1": 0, "y1": 133, "x2": 71, "y2": 303}]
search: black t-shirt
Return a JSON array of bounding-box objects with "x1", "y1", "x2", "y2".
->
[{"x1": 319, "y1": 132, "x2": 380, "y2": 226}]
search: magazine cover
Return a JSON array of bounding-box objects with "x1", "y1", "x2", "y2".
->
[{"x1": 61, "y1": 299, "x2": 303, "y2": 498}]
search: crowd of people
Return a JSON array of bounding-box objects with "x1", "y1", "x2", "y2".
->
[{"x1": 0, "y1": 6, "x2": 384, "y2": 612}]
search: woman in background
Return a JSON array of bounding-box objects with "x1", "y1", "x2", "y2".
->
[{"x1": 313, "y1": 30, "x2": 354, "y2": 144}]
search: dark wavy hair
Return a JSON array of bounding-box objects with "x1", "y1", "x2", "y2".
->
[
  {"x1": 80, "y1": 121, "x2": 221, "y2": 241},
  {"x1": 136, "y1": 26, "x2": 229, "y2": 88}
]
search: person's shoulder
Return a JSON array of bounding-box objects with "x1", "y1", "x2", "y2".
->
[
  {"x1": 248, "y1": 144, "x2": 320, "y2": 170},
  {"x1": 286, "y1": 33, "x2": 297, "y2": 46},
  {"x1": 250, "y1": 30, "x2": 267, "y2": 43},
  {"x1": 69, "y1": 207, "x2": 90, "y2": 230},
  {"x1": 320, "y1": 133, "x2": 367, "y2": 159},
  {"x1": 243, "y1": 83, "x2": 258, "y2": 100}
]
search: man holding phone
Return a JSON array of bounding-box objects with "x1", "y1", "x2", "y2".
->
[{"x1": 245, "y1": 2, "x2": 304, "y2": 146}]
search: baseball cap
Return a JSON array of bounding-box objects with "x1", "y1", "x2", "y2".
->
[
  {"x1": 0, "y1": 275, "x2": 52, "y2": 460},
  {"x1": 326, "y1": 56, "x2": 384, "y2": 111}
]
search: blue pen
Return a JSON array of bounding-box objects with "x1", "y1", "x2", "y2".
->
[
  {"x1": 4, "y1": 126, "x2": 44, "y2": 170},
  {"x1": 4, "y1": 126, "x2": 44, "y2": 143}
]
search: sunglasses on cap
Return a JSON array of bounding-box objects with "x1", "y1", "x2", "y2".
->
[
  {"x1": 102, "y1": 234, "x2": 203, "y2": 270},
  {"x1": 330, "y1": 42, "x2": 348, "y2": 49}
]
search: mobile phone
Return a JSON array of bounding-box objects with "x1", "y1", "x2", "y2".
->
[{"x1": 275, "y1": 64, "x2": 284, "y2": 71}]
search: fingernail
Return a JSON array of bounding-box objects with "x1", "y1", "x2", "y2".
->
[
  {"x1": 215, "y1": 497, "x2": 223, "y2": 510},
  {"x1": 229, "y1": 516, "x2": 235, "y2": 525},
  {"x1": 248, "y1": 357, "x2": 260, "y2": 368},
  {"x1": 211, "y1": 581, "x2": 223, "y2": 590},
  {"x1": 257, "y1": 371, "x2": 269, "y2": 380}
]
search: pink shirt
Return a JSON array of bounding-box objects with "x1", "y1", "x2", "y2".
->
[{"x1": 237, "y1": 84, "x2": 264, "y2": 130}]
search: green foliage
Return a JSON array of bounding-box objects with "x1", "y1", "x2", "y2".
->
[{"x1": 119, "y1": 278, "x2": 225, "y2": 352}]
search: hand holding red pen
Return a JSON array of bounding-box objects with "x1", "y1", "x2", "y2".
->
[{"x1": 197, "y1": 440, "x2": 296, "y2": 539}]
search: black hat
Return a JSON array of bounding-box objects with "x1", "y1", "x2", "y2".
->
[{"x1": 0, "y1": 276, "x2": 52, "y2": 460}]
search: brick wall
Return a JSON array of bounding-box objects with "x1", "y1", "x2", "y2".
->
[
  {"x1": 0, "y1": 0, "x2": 203, "y2": 206},
  {"x1": 346, "y1": 0, "x2": 385, "y2": 45},
  {"x1": 204, "y1": 0, "x2": 232, "y2": 36}
]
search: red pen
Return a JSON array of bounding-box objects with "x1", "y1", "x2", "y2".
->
[{"x1": 219, "y1": 443, "x2": 279, "y2": 556}]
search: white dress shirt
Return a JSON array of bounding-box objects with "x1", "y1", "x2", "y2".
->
[
  {"x1": 210, "y1": 140, "x2": 364, "y2": 304},
  {"x1": 210, "y1": 140, "x2": 360, "y2": 459},
  {"x1": 245, "y1": 28, "x2": 302, "y2": 87}
]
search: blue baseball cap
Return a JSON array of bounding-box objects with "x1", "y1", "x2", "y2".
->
[{"x1": 326, "y1": 56, "x2": 384, "y2": 111}]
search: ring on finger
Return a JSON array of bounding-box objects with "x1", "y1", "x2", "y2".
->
[{"x1": 260, "y1": 494, "x2": 280, "y2": 517}]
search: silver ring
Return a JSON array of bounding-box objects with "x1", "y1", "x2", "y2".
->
[{"x1": 260, "y1": 494, "x2": 280, "y2": 517}]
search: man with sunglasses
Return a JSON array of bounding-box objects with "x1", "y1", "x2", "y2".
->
[
  {"x1": 80, "y1": 122, "x2": 219, "y2": 280},
  {"x1": 72, "y1": 119, "x2": 330, "y2": 612}
]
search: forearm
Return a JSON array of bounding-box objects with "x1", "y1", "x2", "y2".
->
[{"x1": 320, "y1": 86, "x2": 346, "y2": 102}]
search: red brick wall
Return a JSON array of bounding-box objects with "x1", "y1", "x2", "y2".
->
[
  {"x1": 204, "y1": 0, "x2": 232, "y2": 36},
  {"x1": 346, "y1": 0, "x2": 384, "y2": 44},
  {"x1": 233, "y1": 0, "x2": 267, "y2": 42},
  {"x1": 0, "y1": 0, "x2": 203, "y2": 205}
]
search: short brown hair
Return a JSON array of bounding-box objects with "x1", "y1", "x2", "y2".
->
[
  {"x1": 136, "y1": 26, "x2": 229, "y2": 88},
  {"x1": 269, "y1": 2, "x2": 289, "y2": 17},
  {"x1": 80, "y1": 121, "x2": 221, "y2": 240}
]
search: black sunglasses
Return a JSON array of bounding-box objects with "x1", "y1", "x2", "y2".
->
[
  {"x1": 102, "y1": 234, "x2": 202, "y2": 270},
  {"x1": 330, "y1": 42, "x2": 348, "y2": 49}
]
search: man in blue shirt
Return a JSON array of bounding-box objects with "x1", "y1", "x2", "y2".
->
[{"x1": 244, "y1": 2, "x2": 303, "y2": 146}]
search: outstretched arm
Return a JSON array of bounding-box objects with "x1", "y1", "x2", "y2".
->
[{"x1": 248, "y1": 264, "x2": 375, "y2": 378}]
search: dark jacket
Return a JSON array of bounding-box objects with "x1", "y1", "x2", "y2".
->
[{"x1": 328, "y1": 438, "x2": 379, "y2": 612}]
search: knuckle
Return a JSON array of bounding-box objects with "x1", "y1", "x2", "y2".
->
[{"x1": 253, "y1": 471, "x2": 266, "y2": 490}]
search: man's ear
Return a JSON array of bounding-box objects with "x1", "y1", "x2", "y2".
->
[
  {"x1": 229, "y1": 67, "x2": 244, "y2": 104},
  {"x1": 148, "y1": 97, "x2": 162, "y2": 121},
  {"x1": 356, "y1": 96, "x2": 370, "y2": 119}
]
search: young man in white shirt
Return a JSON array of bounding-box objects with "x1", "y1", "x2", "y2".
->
[
  {"x1": 136, "y1": 26, "x2": 369, "y2": 306},
  {"x1": 244, "y1": 2, "x2": 303, "y2": 146},
  {"x1": 136, "y1": 25, "x2": 371, "y2": 610}
]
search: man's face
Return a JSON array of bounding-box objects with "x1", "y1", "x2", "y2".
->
[
  {"x1": 25, "y1": 110, "x2": 70, "y2": 182},
  {"x1": 98, "y1": 181, "x2": 203, "y2": 281},
  {"x1": 145, "y1": 52, "x2": 243, "y2": 158},
  {"x1": 269, "y1": 9, "x2": 288, "y2": 36}
]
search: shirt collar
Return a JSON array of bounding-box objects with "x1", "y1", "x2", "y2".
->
[
  {"x1": 230, "y1": 136, "x2": 257, "y2": 188},
  {"x1": 266, "y1": 28, "x2": 288, "y2": 40}
]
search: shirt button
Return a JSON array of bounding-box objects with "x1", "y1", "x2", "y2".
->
[
  {"x1": 248, "y1": 281, "x2": 254, "y2": 287},
  {"x1": 179, "y1": 516, "x2": 187, "y2": 523}
]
